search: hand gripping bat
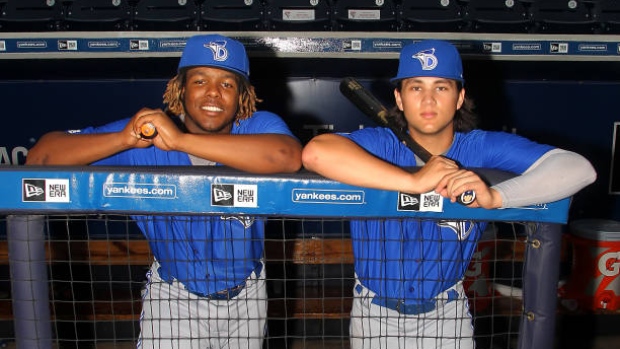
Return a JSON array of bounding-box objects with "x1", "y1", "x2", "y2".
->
[{"x1": 339, "y1": 77, "x2": 476, "y2": 206}]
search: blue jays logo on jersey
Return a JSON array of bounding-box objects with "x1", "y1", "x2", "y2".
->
[
  {"x1": 412, "y1": 48, "x2": 438, "y2": 71},
  {"x1": 437, "y1": 220, "x2": 476, "y2": 240},
  {"x1": 205, "y1": 40, "x2": 229, "y2": 62},
  {"x1": 222, "y1": 215, "x2": 256, "y2": 229}
]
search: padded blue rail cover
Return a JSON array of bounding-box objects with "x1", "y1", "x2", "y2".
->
[{"x1": 0, "y1": 166, "x2": 570, "y2": 223}]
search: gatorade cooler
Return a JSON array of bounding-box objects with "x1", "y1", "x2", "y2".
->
[
  {"x1": 464, "y1": 224, "x2": 497, "y2": 313},
  {"x1": 561, "y1": 219, "x2": 620, "y2": 311}
]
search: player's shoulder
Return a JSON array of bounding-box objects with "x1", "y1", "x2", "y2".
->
[
  {"x1": 348, "y1": 126, "x2": 396, "y2": 138},
  {"x1": 344, "y1": 127, "x2": 402, "y2": 156},
  {"x1": 234, "y1": 110, "x2": 295, "y2": 136},
  {"x1": 237, "y1": 110, "x2": 285, "y2": 126},
  {"x1": 248, "y1": 110, "x2": 283, "y2": 120},
  {"x1": 457, "y1": 129, "x2": 522, "y2": 144},
  {"x1": 455, "y1": 129, "x2": 554, "y2": 157}
]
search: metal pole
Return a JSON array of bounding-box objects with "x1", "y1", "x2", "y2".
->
[
  {"x1": 7, "y1": 215, "x2": 53, "y2": 349},
  {"x1": 518, "y1": 222, "x2": 562, "y2": 349}
]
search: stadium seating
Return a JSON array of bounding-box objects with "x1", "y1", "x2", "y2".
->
[
  {"x1": 0, "y1": 0, "x2": 65, "y2": 32},
  {"x1": 264, "y1": 0, "x2": 332, "y2": 31},
  {"x1": 0, "y1": 0, "x2": 614, "y2": 35},
  {"x1": 201, "y1": 0, "x2": 266, "y2": 32},
  {"x1": 530, "y1": 0, "x2": 598, "y2": 34},
  {"x1": 399, "y1": 0, "x2": 468, "y2": 32},
  {"x1": 133, "y1": 0, "x2": 201, "y2": 31},
  {"x1": 594, "y1": 0, "x2": 620, "y2": 33},
  {"x1": 332, "y1": 0, "x2": 398, "y2": 32},
  {"x1": 464, "y1": 0, "x2": 534, "y2": 33},
  {"x1": 63, "y1": 0, "x2": 133, "y2": 31}
]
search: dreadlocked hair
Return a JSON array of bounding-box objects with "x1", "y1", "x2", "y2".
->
[
  {"x1": 389, "y1": 82, "x2": 479, "y2": 133},
  {"x1": 162, "y1": 70, "x2": 262, "y2": 121}
]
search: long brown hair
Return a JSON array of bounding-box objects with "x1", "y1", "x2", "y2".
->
[
  {"x1": 162, "y1": 68, "x2": 262, "y2": 121},
  {"x1": 390, "y1": 81, "x2": 478, "y2": 133}
]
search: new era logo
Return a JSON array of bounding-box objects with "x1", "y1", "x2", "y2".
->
[
  {"x1": 212, "y1": 185, "x2": 234, "y2": 206},
  {"x1": 397, "y1": 191, "x2": 443, "y2": 212},
  {"x1": 213, "y1": 187, "x2": 233, "y2": 202},
  {"x1": 398, "y1": 193, "x2": 420, "y2": 211},
  {"x1": 211, "y1": 184, "x2": 258, "y2": 208},
  {"x1": 23, "y1": 180, "x2": 45, "y2": 201},
  {"x1": 22, "y1": 179, "x2": 70, "y2": 203}
]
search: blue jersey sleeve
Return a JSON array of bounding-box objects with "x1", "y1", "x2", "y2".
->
[
  {"x1": 341, "y1": 127, "x2": 418, "y2": 167},
  {"x1": 343, "y1": 128, "x2": 553, "y2": 174},
  {"x1": 233, "y1": 110, "x2": 298, "y2": 139},
  {"x1": 72, "y1": 118, "x2": 129, "y2": 135},
  {"x1": 69, "y1": 118, "x2": 190, "y2": 166},
  {"x1": 449, "y1": 130, "x2": 555, "y2": 174}
]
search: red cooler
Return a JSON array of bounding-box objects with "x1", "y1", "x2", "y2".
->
[{"x1": 561, "y1": 219, "x2": 620, "y2": 311}]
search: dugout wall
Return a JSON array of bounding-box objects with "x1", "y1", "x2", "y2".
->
[{"x1": 0, "y1": 166, "x2": 569, "y2": 348}]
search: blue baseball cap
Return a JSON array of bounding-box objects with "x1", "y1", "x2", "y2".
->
[
  {"x1": 391, "y1": 40, "x2": 464, "y2": 85},
  {"x1": 178, "y1": 34, "x2": 250, "y2": 80}
]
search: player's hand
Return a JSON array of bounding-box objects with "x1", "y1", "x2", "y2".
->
[
  {"x1": 435, "y1": 169, "x2": 502, "y2": 209},
  {"x1": 129, "y1": 108, "x2": 184, "y2": 151},
  {"x1": 409, "y1": 155, "x2": 461, "y2": 193},
  {"x1": 120, "y1": 109, "x2": 156, "y2": 149}
]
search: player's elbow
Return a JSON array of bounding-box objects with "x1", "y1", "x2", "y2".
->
[
  {"x1": 24, "y1": 147, "x2": 50, "y2": 165},
  {"x1": 302, "y1": 136, "x2": 328, "y2": 172},
  {"x1": 301, "y1": 142, "x2": 316, "y2": 171},
  {"x1": 276, "y1": 144, "x2": 303, "y2": 173},
  {"x1": 263, "y1": 137, "x2": 302, "y2": 173}
]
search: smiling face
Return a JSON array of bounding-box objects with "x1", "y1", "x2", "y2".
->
[
  {"x1": 181, "y1": 66, "x2": 241, "y2": 134},
  {"x1": 394, "y1": 76, "x2": 465, "y2": 141}
]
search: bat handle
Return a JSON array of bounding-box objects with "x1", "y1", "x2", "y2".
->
[{"x1": 457, "y1": 190, "x2": 476, "y2": 206}]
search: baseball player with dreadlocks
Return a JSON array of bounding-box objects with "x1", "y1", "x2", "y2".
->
[
  {"x1": 302, "y1": 39, "x2": 596, "y2": 349},
  {"x1": 26, "y1": 34, "x2": 302, "y2": 349}
]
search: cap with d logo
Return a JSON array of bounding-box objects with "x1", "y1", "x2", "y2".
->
[
  {"x1": 390, "y1": 40, "x2": 464, "y2": 85},
  {"x1": 178, "y1": 34, "x2": 250, "y2": 80}
]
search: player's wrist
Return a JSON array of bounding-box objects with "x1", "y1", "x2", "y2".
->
[{"x1": 489, "y1": 188, "x2": 504, "y2": 209}]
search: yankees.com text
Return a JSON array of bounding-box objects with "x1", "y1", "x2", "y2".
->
[{"x1": 292, "y1": 189, "x2": 364, "y2": 204}]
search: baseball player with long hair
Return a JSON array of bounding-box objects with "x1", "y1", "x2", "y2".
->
[
  {"x1": 26, "y1": 34, "x2": 302, "y2": 349},
  {"x1": 302, "y1": 40, "x2": 596, "y2": 349}
]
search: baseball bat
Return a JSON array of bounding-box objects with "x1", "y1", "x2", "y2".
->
[
  {"x1": 138, "y1": 107, "x2": 185, "y2": 139},
  {"x1": 339, "y1": 77, "x2": 475, "y2": 206}
]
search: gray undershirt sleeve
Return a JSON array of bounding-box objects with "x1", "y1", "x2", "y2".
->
[{"x1": 491, "y1": 148, "x2": 597, "y2": 208}]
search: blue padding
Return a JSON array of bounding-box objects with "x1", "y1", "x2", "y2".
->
[{"x1": 0, "y1": 166, "x2": 570, "y2": 224}]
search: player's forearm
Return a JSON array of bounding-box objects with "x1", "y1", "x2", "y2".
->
[
  {"x1": 492, "y1": 149, "x2": 597, "y2": 207},
  {"x1": 26, "y1": 131, "x2": 131, "y2": 165},
  {"x1": 176, "y1": 133, "x2": 303, "y2": 174},
  {"x1": 303, "y1": 134, "x2": 417, "y2": 192}
]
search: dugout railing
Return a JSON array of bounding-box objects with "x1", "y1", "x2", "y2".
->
[{"x1": 0, "y1": 166, "x2": 570, "y2": 349}]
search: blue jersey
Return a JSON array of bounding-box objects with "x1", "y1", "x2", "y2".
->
[
  {"x1": 344, "y1": 127, "x2": 554, "y2": 303},
  {"x1": 74, "y1": 111, "x2": 296, "y2": 296}
]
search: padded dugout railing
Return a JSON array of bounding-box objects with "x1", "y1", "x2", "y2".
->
[{"x1": 0, "y1": 166, "x2": 570, "y2": 349}]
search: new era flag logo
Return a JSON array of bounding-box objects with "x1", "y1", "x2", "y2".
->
[
  {"x1": 213, "y1": 187, "x2": 233, "y2": 203},
  {"x1": 23, "y1": 180, "x2": 45, "y2": 201}
]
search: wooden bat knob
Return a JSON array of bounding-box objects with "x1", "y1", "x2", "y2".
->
[{"x1": 140, "y1": 123, "x2": 157, "y2": 139}]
